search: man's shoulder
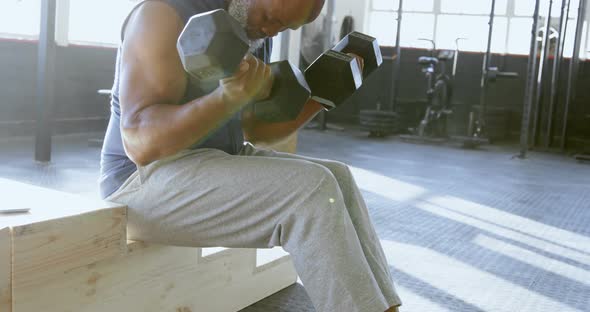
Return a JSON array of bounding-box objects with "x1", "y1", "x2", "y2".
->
[
  {"x1": 164, "y1": 0, "x2": 229, "y2": 24},
  {"x1": 124, "y1": 3, "x2": 183, "y2": 44}
]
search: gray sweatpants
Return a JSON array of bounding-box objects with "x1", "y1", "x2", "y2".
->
[{"x1": 106, "y1": 143, "x2": 402, "y2": 312}]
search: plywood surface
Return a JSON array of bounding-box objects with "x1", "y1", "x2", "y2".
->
[
  {"x1": 14, "y1": 244, "x2": 296, "y2": 312},
  {"x1": 1, "y1": 179, "x2": 297, "y2": 312},
  {"x1": 0, "y1": 228, "x2": 11, "y2": 312},
  {"x1": 0, "y1": 178, "x2": 124, "y2": 229},
  {"x1": 12, "y1": 208, "x2": 127, "y2": 298}
]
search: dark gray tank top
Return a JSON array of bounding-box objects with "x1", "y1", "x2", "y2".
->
[{"x1": 99, "y1": 0, "x2": 273, "y2": 199}]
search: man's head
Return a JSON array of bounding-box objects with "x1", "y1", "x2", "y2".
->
[{"x1": 228, "y1": 0, "x2": 325, "y2": 40}]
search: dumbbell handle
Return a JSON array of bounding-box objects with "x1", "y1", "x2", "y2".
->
[
  {"x1": 332, "y1": 31, "x2": 383, "y2": 79},
  {"x1": 252, "y1": 61, "x2": 311, "y2": 122},
  {"x1": 304, "y1": 50, "x2": 363, "y2": 111}
]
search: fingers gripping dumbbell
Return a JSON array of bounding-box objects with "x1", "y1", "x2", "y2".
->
[
  {"x1": 333, "y1": 32, "x2": 383, "y2": 79},
  {"x1": 305, "y1": 31, "x2": 383, "y2": 110},
  {"x1": 177, "y1": 9, "x2": 310, "y2": 122},
  {"x1": 253, "y1": 62, "x2": 312, "y2": 122}
]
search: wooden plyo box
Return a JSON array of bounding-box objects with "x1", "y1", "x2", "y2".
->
[{"x1": 0, "y1": 178, "x2": 297, "y2": 312}]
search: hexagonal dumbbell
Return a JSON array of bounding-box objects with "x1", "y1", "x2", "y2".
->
[
  {"x1": 177, "y1": 9, "x2": 250, "y2": 90},
  {"x1": 304, "y1": 51, "x2": 363, "y2": 110},
  {"x1": 304, "y1": 31, "x2": 383, "y2": 110},
  {"x1": 177, "y1": 9, "x2": 310, "y2": 122},
  {"x1": 332, "y1": 31, "x2": 383, "y2": 79}
]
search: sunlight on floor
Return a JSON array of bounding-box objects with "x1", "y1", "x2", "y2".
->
[
  {"x1": 428, "y1": 196, "x2": 590, "y2": 254},
  {"x1": 349, "y1": 166, "x2": 426, "y2": 203},
  {"x1": 380, "y1": 239, "x2": 579, "y2": 312},
  {"x1": 474, "y1": 234, "x2": 590, "y2": 286},
  {"x1": 416, "y1": 201, "x2": 590, "y2": 266},
  {"x1": 395, "y1": 285, "x2": 451, "y2": 312},
  {"x1": 348, "y1": 166, "x2": 590, "y2": 267}
]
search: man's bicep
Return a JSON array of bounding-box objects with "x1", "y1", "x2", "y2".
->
[{"x1": 119, "y1": 2, "x2": 187, "y2": 114}]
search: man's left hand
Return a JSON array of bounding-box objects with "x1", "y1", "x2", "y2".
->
[{"x1": 347, "y1": 53, "x2": 365, "y2": 78}]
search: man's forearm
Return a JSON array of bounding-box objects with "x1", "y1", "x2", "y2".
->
[
  {"x1": 243, "y1": 99, "x2": 324, "y2": 144},
  {"x1": 122, "y1": 89, "x2": 234, "y2": 165}
]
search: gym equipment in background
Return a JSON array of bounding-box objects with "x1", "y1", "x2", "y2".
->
[
  {"x1": 416, "y1": 38, "x2": 454, "y2": 138},
  {"x1": 452, "y1": 0, "x2": 518, "y2": 148},
  {"x1": 398, "y1": 38, "x2": 458, "y2": 144},
  {"x1": 359, "y1": 0, "x2": 403, "y2": 138},
  {"x1": 519, "y1": 0, "x2": 588, "y2": 158}
]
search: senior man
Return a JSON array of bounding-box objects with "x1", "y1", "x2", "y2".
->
[{"x1": 100, "y1": 1, "x2": 401, "y2": 311}]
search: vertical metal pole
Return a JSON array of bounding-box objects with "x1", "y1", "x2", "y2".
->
[
  {"x1": 545, "y1": 0, "x2": 570, "y2": 148},
  {"x1": 478, "y1": 0, "x2": 496, "y2": 129},
  {"x1": 531, "y1": 0, "x2": 554, "y2": 147},
  {"x1": 559, "y1": 0, "x2": 573, "y2": 62},
  {"x1": 279, "y1": 31, "x2": 290, "y2": 61},
  {"x1": 391, "y1": 0, "x2": 403, "y2": 111},
  {"x1": 451, "y1": 39, "x2": 466, "y2": 73},
  {"x1": 280, "y1": 31, "x2": 291, "y2": 60},
  {"x1": 316, "y1": 0, "x2": 335, "y2": 131},
  {"x1": 561, "y1": 0, "x2": 587, "y2": 150},
  {"x1": 519, "y1": 0, "x2": 542, "y2": 159},
  {"x1": 324, "y1": 0, "x2": 335, "y2": 50},
  {"x1": 35, "y1": 0, "x2": 58, "y2": 162},
  {"x1": 569, "y1": 0, "x2": 586, "y2": 101}
]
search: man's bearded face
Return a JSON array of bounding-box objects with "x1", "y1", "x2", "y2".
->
[{"x1": 228, "y1": 0, "x2": 265, "y2": 52}]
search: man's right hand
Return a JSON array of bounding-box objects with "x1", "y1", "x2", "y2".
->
[
  {"x1": 219, "y1": 53, "x2": 273, "y2": 110},
  {"x1": 119, "y1": 3, "x2": 276, "y2": 166}
]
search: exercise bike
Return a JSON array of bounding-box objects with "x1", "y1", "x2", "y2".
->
[{"x1": 413, "y1": 39, "x2": 457, "y2": 138}]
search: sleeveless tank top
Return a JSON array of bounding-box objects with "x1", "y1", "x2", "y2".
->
[{"x1": 99, "y1": 0, "x2": 273, "y2": 198}]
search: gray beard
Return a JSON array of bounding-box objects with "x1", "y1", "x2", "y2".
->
[
  {"x1": 228, "y1": 0, "x2": 265, "y2": 52},
  {"x1": 248, "y1": 38, "x2": 265, "y2": 52}
]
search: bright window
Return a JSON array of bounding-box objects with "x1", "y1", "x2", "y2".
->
[
  {"x1": 401, "y1": 13, "x2": 436, "y2": 49},
  {"x1": 507, "y1": 18, "x2": 534, "y2": 54},
  {"x1": 402, "y1": 0, "x2": 435, "y2": 12},
  {"x1": 492, "y1": 17, "x2": 509, "y2": 53},
  {"x1": 372, "y1": 0, "x2": 397, "y2": 11},
  {"x1": 0, "y1": 0, "x2": 41, "y2": 38},
  {"x1": 372, "y1": 0, "x2": 434, "y2": 12},
  {"x1": 367, "y1": 11, "x2": 398, "y2": 46},
  {"x1": 436, "y1": 15, "x2": 507, "y2": 52},
  {"x1": 367, "y1": 11, "x2": 435, "y2": 48},
  {"x1": 441, "y1": 0, "x2": 507, "y2": 15},
  {"x1": 68, "y1": 0, "x2": 138, "y2": 46},
  {"x1": 562, "y1": 19, "x2": 582, "y2": 58},
  {"x1": 367, "y1": 0, "x2": 587, "y2": 58},
  {"x1": 514, "y1": 0, "x2": 578, "y2": 17}
]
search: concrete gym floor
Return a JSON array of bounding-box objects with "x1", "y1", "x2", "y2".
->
[{"x1": 1, "y1": 129, "x2": 589, "y2": 312}]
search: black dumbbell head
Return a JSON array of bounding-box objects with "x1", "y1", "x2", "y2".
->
[
  {"x1": 305, "y1": 50, "x2": 362, "y2": 109},
  {"x1": 333, "y1": 32, "x2": 383, "y2": 78},
  {"x1": 254, "y1": 61, "x2": 311, "y2": 122},
  {"x1": 177, "y1": 9, "x2": 249, "y2": 83}
]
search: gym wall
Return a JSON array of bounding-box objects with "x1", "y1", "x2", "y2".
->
[
  {"x1": 0, "y1": 38, "x2": 588, "y2": 146},
  {"x1": 332, "y1": 47, "x2": 527, "y2": 134},
  {"x1": 0, "y1": 39, "x2": 116, "y2": 137},
  {"x1": 334, "y1": 46, "x2": 590, "y2": 145}
]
